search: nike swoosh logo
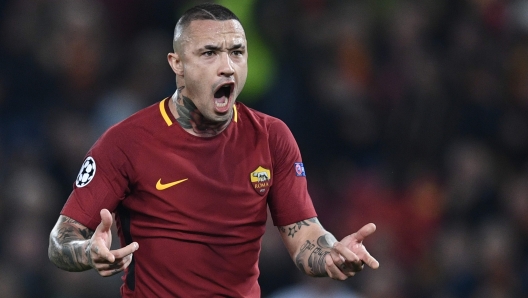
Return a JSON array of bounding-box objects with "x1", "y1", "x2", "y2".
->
[{"x1": 156, "y1": 178, "x2": 188, "y2": 190}]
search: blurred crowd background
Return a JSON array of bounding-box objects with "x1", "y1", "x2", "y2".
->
[{"x1": 1, "y1": 0, "x2": 528, "y2": 297}]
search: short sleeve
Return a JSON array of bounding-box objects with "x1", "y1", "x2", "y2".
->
[
  {"x1": 61, "y1": 126, "x2": 133, "y2": 230},
  {"x1": 267, "y1": 119, "x2": 317, "y2": 226}
]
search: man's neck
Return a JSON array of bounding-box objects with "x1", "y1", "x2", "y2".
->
[{"x1": 169, "y1": 87, "x2": 231, "y2": 137}]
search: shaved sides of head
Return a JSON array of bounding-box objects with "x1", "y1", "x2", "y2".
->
[{"x1": 173, "y1": 3, "x2": 240, "y2": 53}]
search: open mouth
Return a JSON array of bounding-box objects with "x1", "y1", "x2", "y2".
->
[{"x1": 213, "y1": 83, "x2": 234, "y2": 111}]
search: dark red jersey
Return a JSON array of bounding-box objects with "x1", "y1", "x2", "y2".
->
[{"x1": 61, "y1": 98, "x2": 316, "y2": 297}]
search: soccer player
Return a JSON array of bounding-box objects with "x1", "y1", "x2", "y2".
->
[{"x1": 48, "y1": 3, "x2": 379, "y2": 297}]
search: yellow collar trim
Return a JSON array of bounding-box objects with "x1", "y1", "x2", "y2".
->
[
  {"x1": 159, "y1": 98, "x2": 173, "y2": 126},
  {"x1": 233, "y1": 104, "x2": 238, "y2": 123}
]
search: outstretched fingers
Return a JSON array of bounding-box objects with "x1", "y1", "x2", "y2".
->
[
  {"x1": 88, "y1": 209, "x2": 140, "y2": 277},
  {"x1": 352, "y1": 224, "x2": 379, "y2": 269}
]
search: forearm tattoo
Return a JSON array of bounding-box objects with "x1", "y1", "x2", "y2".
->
[
  {"x1": 174, "y1": 86, "x2": 230, "y2": 136},
  {"x1": 279, "y1": 217, "x2": 317, "y2": 238},
  {"x1": 48, "y1": 216, "x2": 94, "y2": 271},
  {"x1": 280, "y1": 217, "x2": 337, "y2": 276}
]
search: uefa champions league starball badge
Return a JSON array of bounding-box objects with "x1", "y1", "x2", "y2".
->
[{"x1": 76, "y1": 156, "x2": 96, "y2": 187}]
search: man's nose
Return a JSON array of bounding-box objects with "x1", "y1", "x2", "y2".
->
[{"x1": 218, "y1": 52, "x2": 234, "y2": 77}]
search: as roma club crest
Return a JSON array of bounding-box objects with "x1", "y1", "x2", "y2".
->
[{"x1": 250, "y1": 166, "x2": 271, "y2": 196}]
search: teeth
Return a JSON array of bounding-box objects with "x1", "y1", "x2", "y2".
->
[{"x1": 215, "y1": 97, "x2": 228, "y2": 108}]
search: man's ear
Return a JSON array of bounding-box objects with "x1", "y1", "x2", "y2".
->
[{"x1": 167, "y1": 52, "x2": 184, "y2": 76}]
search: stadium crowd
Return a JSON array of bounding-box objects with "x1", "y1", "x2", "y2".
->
[{"x1": 1, "y1": 0, "x2": 528, "y2": 297}]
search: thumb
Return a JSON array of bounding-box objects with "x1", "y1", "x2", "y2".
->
[
  {"x1": 354, "y1": 223, "x2": 377, "y2": 242},
  {"x1": 96, "y1": 209, "x2": 113, "y2": 234}
]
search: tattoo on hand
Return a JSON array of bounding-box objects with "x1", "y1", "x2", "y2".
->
[
  {"x1": 308, "y1": 247, "x2": 329, "y2": 275},
  {"x1": 317, "y1": 233, "x2": 336, "y2": 248},
  {"x1": 295, "y1": 234, "x2": 330, "y2": 276}
]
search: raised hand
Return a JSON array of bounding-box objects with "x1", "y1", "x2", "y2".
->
[
  {"x1": 339, "y1": 223, "x2": 379, "y2": 270},
  {"x1": 278, "y1": 218, "x2": 378, "y2": 280},
  {"x1": 88, "y1": 209, "x2": 139, "y2": 276},
  {"x1": 324, "y1": 223, "x2": 379, "y2": 280}
]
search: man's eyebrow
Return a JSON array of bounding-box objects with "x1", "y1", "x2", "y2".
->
[
  {"x1": 203, "y1": 44, "x2": 222, "y2": 51},
  {"x1": 228, "y1": 44, "x2": 245, "y2": 50},
  {"x1": 200, "y1": 44, "x2": 245, "y2": 51}
]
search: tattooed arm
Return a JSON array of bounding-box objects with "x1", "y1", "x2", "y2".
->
[
  {"x1": 279, "y1": 218, "x2": 379, "y2": 280},
  {"x1": 48, "y1": 215, "x2": 95, "y2": 271},
  {"x1": 48, "y1": 209, "x2": 138, "y2": 276},
  {"x1": 278, "y1": 218, "x2": 336, "y2": 277}
]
